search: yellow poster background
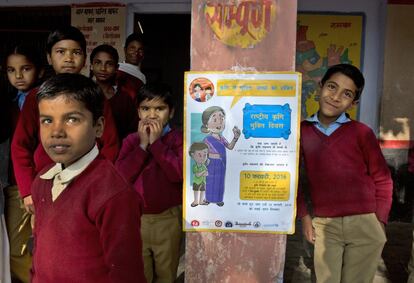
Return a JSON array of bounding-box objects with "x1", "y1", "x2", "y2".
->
[{"x1": 296, "y1": 13, "x2": 364, "y2": 120}]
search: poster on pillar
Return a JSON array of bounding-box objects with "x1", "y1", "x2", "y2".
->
[
  {"x1": 183, "y1": 71, "x2": 301, "y2": 234},
  {"x1": 71, "y1": 3, "x2": 126, "y2": 76}
]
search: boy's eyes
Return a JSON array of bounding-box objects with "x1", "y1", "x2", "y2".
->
[
  {"x1": 6, "y1": 67, "x2": 15, "y2": 73},
  {"x1": 40, "y1": 118, "x2": 52, "y2": 124}
]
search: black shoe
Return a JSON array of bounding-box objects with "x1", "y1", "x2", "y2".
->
[{"x1": 217, "y1": 202, "x2": 224, "y2": 207}]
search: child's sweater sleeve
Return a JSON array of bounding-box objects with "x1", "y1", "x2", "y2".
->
[
  {"x1": 96, "y1": 190, "x2": 147, "y2": 283},
  {"x1": 98, "y1": 101, "x2": 120, "y2": 162},
  {"x1": 361, "y1": 127, "x2": 393, "y2": 224},
  {"x1": 11, "y1": 89, "x2": 39, "y2": 197},
  {"x1": 115, "y1": 133, "x2": 149, "y2": 184},
  {"x1": 148, "y1": 130, "x2": 183, "y2": 183}
]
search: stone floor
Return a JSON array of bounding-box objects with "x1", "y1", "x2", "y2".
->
[
  {"x1": 177, "y1": 221, "x2": 413, "y2": 282},
  {"x1": 284, "y1": 221, "x2": 413, "y2": 283}
]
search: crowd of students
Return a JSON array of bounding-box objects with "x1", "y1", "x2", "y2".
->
[{"x1": 0, "y1": 24, "x2": 410, "y2": 283}]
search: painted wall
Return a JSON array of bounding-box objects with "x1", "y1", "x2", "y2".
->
[{"x1": 0, "y1": 0, "x2": 387, "y2": 132}]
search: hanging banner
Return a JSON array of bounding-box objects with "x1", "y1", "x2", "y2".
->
[
  {"x1": 183, "y1": 71, "x2": 301, "y2": 234},
  {"x1": 71, "y1": 3, "x2": 126, "y2": 75},
  {"x1": 296, "y1": 12, "x2": 365, "y2": 120}
]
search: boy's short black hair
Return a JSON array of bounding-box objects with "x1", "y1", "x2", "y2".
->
[
  {"x1": 90, "y1": 44, "x2": 119, "y2": 65},
  {"x1": 136, "y1": 83, "x2": 175, "y2": 110},
  {"x1": 46, "y1": 26, "x2": 87, "y2": 56},
  {"x1": 37, "y1": 73, "x2": 104, "y2": 123},
  {"x1": 320, "y1": 64, "x2": 365, "y2": 101},
  {"x1": 124, "y1": 33, "x2": 144, "y2": 48}
]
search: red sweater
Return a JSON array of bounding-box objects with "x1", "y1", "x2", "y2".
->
[
  {"x1": 108, "y1": 90, "x2": 138, "y2": 142},
  {"x1": 115, "y1": 129, "x2": 183, "y2": 214},
  {"x1": 297, "y1": 120, "x2": 393, "y2": 223},
  {"x1": 31, "y1": 156, "x2": 146, "y2": 283},
  {"x1": 11, "y1": 88, "x2": 119, "y2": 198},
  {"x1": 116, "y1": 70, "x2": 144, "y2": 102}
]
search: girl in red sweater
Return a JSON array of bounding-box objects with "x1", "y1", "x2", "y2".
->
[{"x1": 3, "y1": 44, "x2": 44, "y2": 283}]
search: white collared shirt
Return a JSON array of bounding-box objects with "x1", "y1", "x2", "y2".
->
[{"x1": 40, "y1": 145, "x2": 99, "y2": 201}]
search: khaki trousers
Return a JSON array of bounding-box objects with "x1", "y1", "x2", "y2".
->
[
  {"x1": 312, "y1": 213, "x2": 386, "y2": 283},
  {"x1": 4, "y1": 186, "x2": 32, "y2": 283},
  {"x1": 141, "y1": 206, "x2": 182, "y2": 283}
]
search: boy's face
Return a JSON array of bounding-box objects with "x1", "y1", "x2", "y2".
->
[
  {"x1": 125, "y1": 40, "x2": 144, "y2": 66},
  {"x1": 318, "y1": 72, "x2": 358, "y2": 126},
  {"x1": 90, "y1": 51, "x2": 118, "y2": 83},
  {"x1": 39, "y1": 95, "x2": 104, "y2": 168},
  {"x1": 138, "y1": 98, "x2": 173, "y2": 128},
  {"x1": 192, "y1": 148, "x2": 209, "y2": 164},
  {"x1": 47, "y1": 40, "x2": 86, "y2": 74}
]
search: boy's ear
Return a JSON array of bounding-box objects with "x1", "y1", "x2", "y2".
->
[
  {"x1": 94, "y1": 116, "x2": 105, "y2": 138},
  {"x1": 47, "y1": 54, "x2": 52, "y2": 65},
  {"x1": 38, "y1": 68, "x2": 45, "y2": 79},
  {"x1": 169, "y1": 107, "x2": 175, "y2": 119}
]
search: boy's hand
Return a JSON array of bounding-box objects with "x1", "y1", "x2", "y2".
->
[
  {"x1": 148, "y1": 120, "x2": 163, "y2": 144},
  {"x1": 23, "y1": 195, "x2": 35, "y2": 214},
  {"x1": 302, "y1": 214, "x2": 315, "y2": 244},
  {"x1": 137, "y1": 120, "x2": 150, "y2": 150}
]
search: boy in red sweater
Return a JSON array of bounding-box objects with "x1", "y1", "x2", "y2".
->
[
  {"x1": 115, "y1": 84, "x2": 182, "y2": 283},
  {"x1": 89, "y1": 44, "x2": 138, "y2": 142},
  {"x1": 11, "y1": 26, "x2": 119, "y2": 215},
  {"x1": 32, "y1": 73, "x2": 146, "y2": 283},
  {"x1": 297, "y1": 64, "x2": 392, "y2": 283}
]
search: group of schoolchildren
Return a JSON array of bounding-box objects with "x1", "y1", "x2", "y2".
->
[
  {"x1": 1, "y1": 26, "x2": 181, "y2": 283},
  {"x1": 0, "y1": 24, "x2": 407, "y2": 283}
]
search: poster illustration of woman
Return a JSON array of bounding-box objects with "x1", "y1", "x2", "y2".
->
[{"x1": 201, "y1": 106, "x2": 241, "y2": 206}]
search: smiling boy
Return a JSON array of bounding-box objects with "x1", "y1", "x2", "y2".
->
[
  {"x1": 297, "y1": 64, "x2": 392, "y2": 283},
  {"x1": 31, "y1": 73, "x2": 146, "y2": 283}
]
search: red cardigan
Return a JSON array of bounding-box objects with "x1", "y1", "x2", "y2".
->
[
  {"x1": 11, "y1": 88, "x2": 119, "y2": 198},
  {"x1": 116, "y1": 70, "x2": 144, "y2": 102},
  {"x1": 297, "y1": 120, "x2": 393, "y2": 223},
  {"x1": 115, "y1": 129, "x2": 183, "y2": 214},
  {"x1": 107, "y1": 90, "x2": 138, "y2": 142},
  {"x1": 31, "y1": 155, "x2": 146, "y2": 283}
]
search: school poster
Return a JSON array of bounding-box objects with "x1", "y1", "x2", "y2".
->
[
  {"x1": 183, "y1": 72, "x2": 301, "y2": 234},
  {"x1": 296, "y1": 12, "x2": 364, "y2": 120},
  {"x1": 71, "y1": 3, "x2": 126, "y2": 75}
]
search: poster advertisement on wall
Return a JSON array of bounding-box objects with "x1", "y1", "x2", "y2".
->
[
  {"x1": 296, "y1": 12, "x2": 365, "y2": 120},
  {"x1": 183, "y1": 71, "x2": 301, "y2": 234},
  {"x1": 71, "y1": 3, "x2": 126, "y2": 75}
]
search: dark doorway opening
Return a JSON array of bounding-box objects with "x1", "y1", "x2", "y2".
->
[{"x1": 133, "y1": 13, "x2": 191, "y2": 127}]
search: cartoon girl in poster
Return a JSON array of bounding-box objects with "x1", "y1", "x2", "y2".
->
[{"x1": 201, "y1": 106, "x2": 241, "y2": 206}]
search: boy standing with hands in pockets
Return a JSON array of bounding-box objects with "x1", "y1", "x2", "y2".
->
[{"x1": 297, "y1": 64, "x2": 392, "y2": 283}]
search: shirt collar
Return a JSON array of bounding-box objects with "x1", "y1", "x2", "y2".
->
[
  {"x1": 306, "y1": 112, "x2": 350, "y2": 124},
  {"x1": 162, "y1": 124, "x2": 171, "y2": 136},
  {"x1": 40, "y1": 145, "x2": 99, "y2": 183}
]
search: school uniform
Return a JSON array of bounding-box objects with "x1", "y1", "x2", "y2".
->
[
  {"x1": 116, "y1": 62, "x2": 146, "y2": 101},
  {"x1": 298, "y1": 113, "x2": 393, "y2": 283},
  {"x1": 31, "y1": 146, "x2": 146, "y2": 283},
  {"x1": 115, "y1": 127, "x2": 182, "y2": 283}
]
